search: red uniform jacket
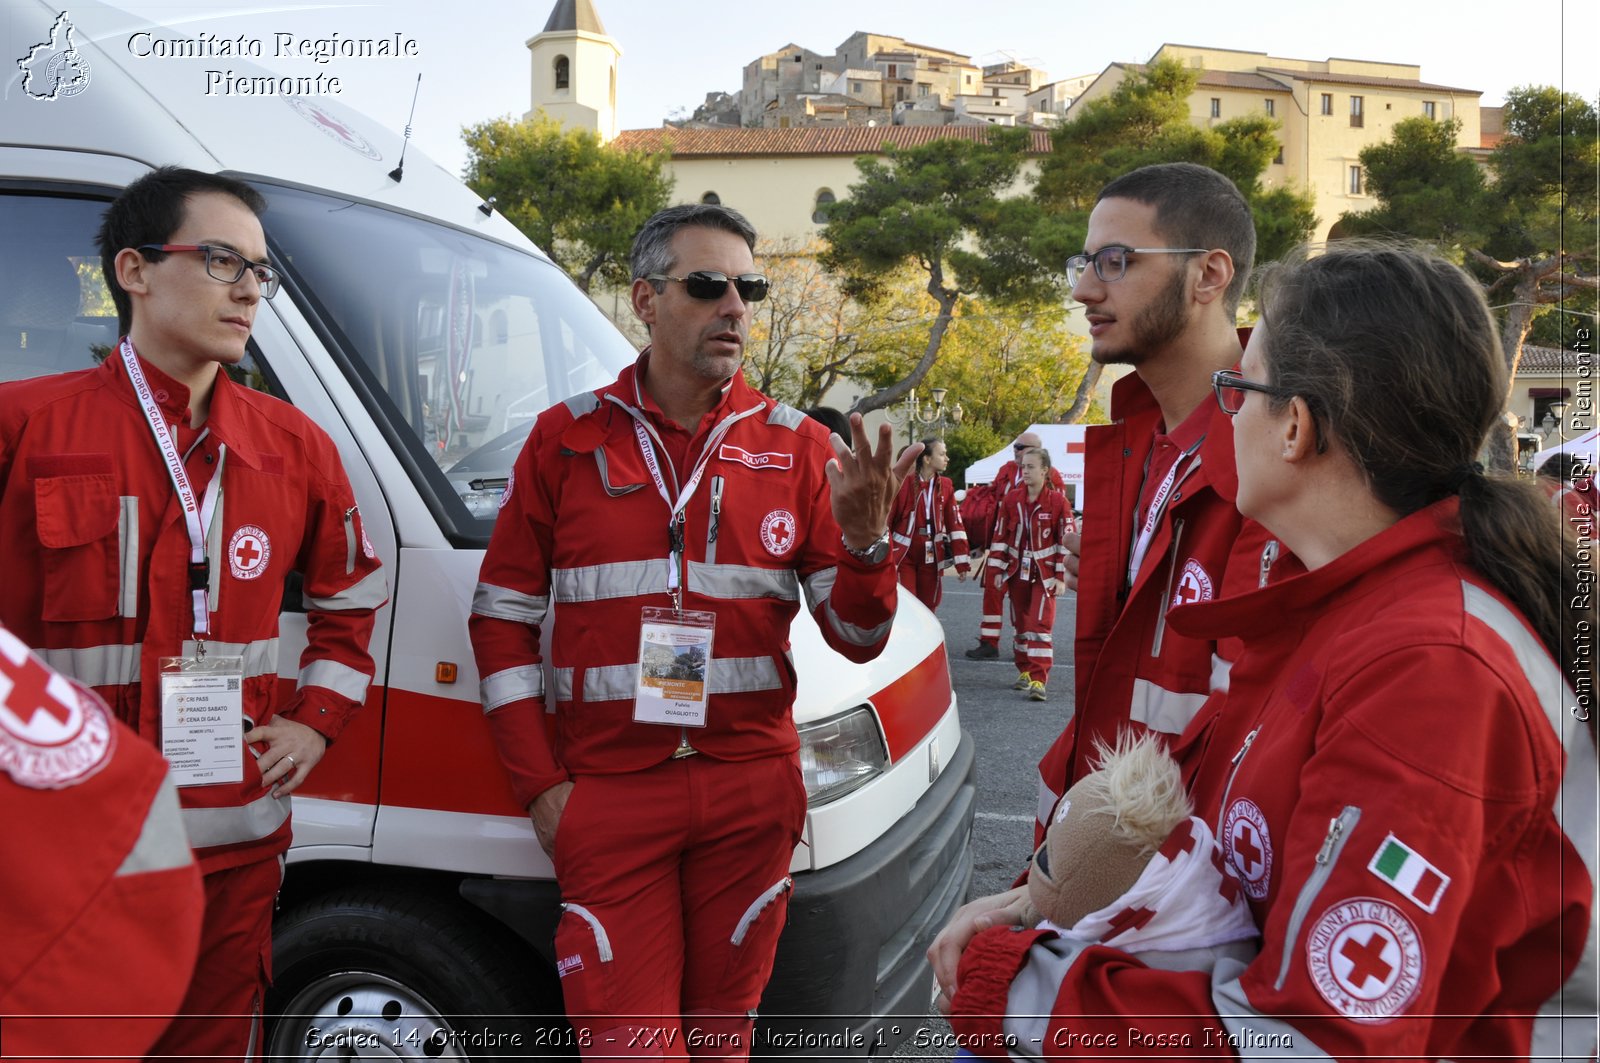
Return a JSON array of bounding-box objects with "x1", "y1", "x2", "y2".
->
[
  {"x1": 986, "y1": 485, "x2": 1074, "y2": 585},
  {"x1": 0, "y1": 354, "x2": 387, "y2": 872},
  {"x1": 961, "y1": 459, "x2": 1064, "y2": 550},
  {"x1": 952, "y1": 502, "x2": 1597, "y2": 1059},
  {"x1": 1, "y1": 624, "x2": 202, "y2": 1060},
  {"x1": 889, "y1": 473, "x2": 971, "y2": 575},
  {"x1": 469, "y1": 354, "x2": 898, "y2": 808}
]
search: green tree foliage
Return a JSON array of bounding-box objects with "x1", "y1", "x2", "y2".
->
[
  {"x1": 1339, "y1": 116, "x2": 1489, "y2": 248},
  {"x1": 818, "y1": 128, "x2": 1072, "y2": 413},
  {"x1": 461, "y1": 114, "x2": 673, "y2": 293},
  {"x1": 742, "y1": 240, "x2": 876, "y2": 409}
]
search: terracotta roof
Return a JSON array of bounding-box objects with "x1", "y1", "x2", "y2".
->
[
  {"x1": 1481, "y1": 131, "x2": 1506, "y2": 150},
  {"x1": 1519, "y1": 345, "x2": 1589, "y2": 372},
  {"x1": 1257, "y1": 67, "x2": 1479, "y2": 95},
  {"x1": 1197, "y1": 70, "x2": 1295, "y2": 92},
  {"x1": 612, "y1": 126, "x2": 1054, "y2": 157}
]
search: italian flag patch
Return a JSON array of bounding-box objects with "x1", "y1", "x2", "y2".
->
[{"x1": 1368, "y1": 833, "x2": 1450, "y2": 913}]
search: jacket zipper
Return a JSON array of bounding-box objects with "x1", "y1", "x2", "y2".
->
[
  {"x1": 706, "y1": 475, "x2": 724, "y2": 565},
  {"x1": 1275, "y1": 805, "x2": 1362, "y2": 990},
  {"x1": 1150, "y1": 517, "x2": 1186, "y2": 657},
  {"x1": 1215, "y1": 725, "x2": 1260, "y2": 829},
  {"x1": 1259, "y1": 539, "x2": 1280, "y2": 588},
  {"x1": 343, "y1": 506, "x2": 358, "y2": 574}
]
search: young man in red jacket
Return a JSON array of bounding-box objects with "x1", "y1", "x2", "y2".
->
[
  {"x1": 930, "y1": 163, "x2": 1278, "y2": 1002},
  {"x1": 470, "y1": 204, "x2": 915, "y2": 1060},
  {"x1": 0, "y1": 167, "x2": 387, "y2": 1058}
]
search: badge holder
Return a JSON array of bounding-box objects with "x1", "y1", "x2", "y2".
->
[
  {"x1": 634, "y1": 607, "x2": 715, "y2": 728},
  {"x1": 160, "y1": 652, "x2": 246, "y2": 787}
]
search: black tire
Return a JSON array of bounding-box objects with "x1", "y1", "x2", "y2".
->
[{"x1": 266, "y1": 887, "x2": 575, "y2": 1061}]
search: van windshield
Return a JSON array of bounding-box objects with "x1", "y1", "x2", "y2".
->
[{"x1": 254, "y1": 182, "x2": 637, "y2": 544}]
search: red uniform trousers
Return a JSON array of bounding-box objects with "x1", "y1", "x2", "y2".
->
[
  {"x1": 896, "y1": 556, "x2": 944, "y2": 611},
  {"x1": 1008, "y1": 575, "x2": 1057, "y2": 685},
  {"x1": 977, "y1": 571, "x2": 1007, "y2": 648},
  {"x1": 552, "y1": 753, "x2": 807, "y2": 1062},
  {"x1": 148, "y1": 858, "x2": 281, "y2": 1063}
]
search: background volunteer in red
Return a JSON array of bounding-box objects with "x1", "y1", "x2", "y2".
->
[
  {"x1": 985, "y1": 447, "x2": 1074, "y2": 701},
  {"x1": 888, "y1": 437, "x2": 971, "y2": 611},
  {"x1": 961, "y1": 430, "x2": 1062, "y2": 658},
  {"x1": 0, "y1": 167, "x2": 387, "y2": 1059},
  {"x1": 470, "y1": 203, "x2": 916, "y2": 1061}
]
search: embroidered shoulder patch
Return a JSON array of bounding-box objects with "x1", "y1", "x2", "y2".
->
[
  {"x1": 1367, "y1": 833, "x2": 1450, "y2": 914},
  {"x1": 1306, "y1": 897, "x2": 1424, "y2": 1021},
  {"x1": 0, "y1": 628, "x2": 115, "y2": 789},
  {"x1": 1171, "y1": 558, "x2": 1214, "y2": 607}
]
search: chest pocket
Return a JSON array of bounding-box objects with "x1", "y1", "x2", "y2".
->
[{"x1": 35, "y1": 473, "x2": 128, "y2": 622}]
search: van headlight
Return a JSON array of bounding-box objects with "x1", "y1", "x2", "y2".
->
[{"x1": 797, "y1": 705, "x2": 888, "y2": 805}]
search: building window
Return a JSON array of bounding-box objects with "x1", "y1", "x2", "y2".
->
[
  {"x1": 1350, "y1": 95, "x2": 1364, "y2": 127},
  {"x1": 1320, "y1": 93, "x2": 1333, "y2": 115},
  {"x1": 887, "y1": 64, "x2": 897, "y2": 78},
  {"x1": 1264, "y1": 98, "x2": 1275, "y2": 117},
  {"x1": 701, "y1": 191, "x2": 721, "y2": 206},
  {"x1": 813, "y1": 189, "x2": 836, "y2": 224},
  {"x1": 1423, "y1": 100, "x2": 1437, "y2": 120},
  {"x1": 554, "y1": 55, "x2": 569, "y2": 91},
  {"x1": 851, "y1": 81, "x2": 862, "y2": 94},
  {"x1": 1348, "y1": 165, "x2": 1363, "y2": 195},
  {"x1": 918, "y1": 83, "x2": 930, "y2": 97},
  {"x1": 1210, "y1": 97, "x2": 1221, "y2": 118}
]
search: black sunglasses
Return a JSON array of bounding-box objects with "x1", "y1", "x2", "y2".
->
[{"x1": 648, "y1": 271, "x2": 769, "y2": 303}]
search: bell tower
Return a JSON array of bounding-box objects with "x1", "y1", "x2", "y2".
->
[{"x1": 527, "y1": 0, "x2": 622, "y2": 141}]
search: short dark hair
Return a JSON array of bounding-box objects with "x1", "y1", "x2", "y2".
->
[
  {"x1": 1097, "y1": 163, "x2": 1256, "y2": 316},
  {"x1": 631, "y1": 203, "x2": 758, "y2": 283},
  {"x1": 96, "y1": 166, "x2": 267, "y2": 334},
  {"x1": 803, "y1": 405, "x2": 852, "y2": 438},
  {"x1": 1540, "y1": 452, "x2": 1591, "y2": 483}
]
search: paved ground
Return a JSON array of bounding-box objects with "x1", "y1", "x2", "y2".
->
[{"x1": 888, "y1": 573, "x2": 1078, "y2": 1060}]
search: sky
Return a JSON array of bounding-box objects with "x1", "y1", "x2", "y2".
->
[{"x1": 83, "y1": 0, "x2": 1600, "y2": 178}]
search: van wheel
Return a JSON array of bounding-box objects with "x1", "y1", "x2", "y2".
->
[{"x1": 266, "y1": 888, "x2": 569, "y2": 1060}]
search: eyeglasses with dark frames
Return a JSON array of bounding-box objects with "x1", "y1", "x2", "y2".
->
[
  {"x1": 1211, "y1": 369, "x2": 1298, "y2": 416},
  {"x1": 647, "y1": 271, "x2": 769, "y2": 303},
  {"x1": 1065, "y1": 246, "x2": 1211, "y2": 288},
  {"x1": 139, "y1": 244, "x2": 280, "y2": 299}
]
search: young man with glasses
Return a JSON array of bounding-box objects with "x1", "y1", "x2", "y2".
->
[
  {"x1": 962, "y1": 431, "x2": 1064, "y2": 659},
  {"x1": 0, "y1": 166, "x2": 387, "y2": 1058},
  {"x1": 930, "y1": 162, "x2": 1285, "y2": 1004},
  {"x1": 470, "y1": 203, "x2": 917, "y2": 1060}
]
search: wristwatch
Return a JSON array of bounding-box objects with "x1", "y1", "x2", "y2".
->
[{"x1": 841, "y1": 529, "x2": 891, "y2": 565}]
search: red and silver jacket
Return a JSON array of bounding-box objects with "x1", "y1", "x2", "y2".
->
[
  {"x1": 961, "y1": 459, "x2": 1063, "y2": 549},
  {"x1": 0, "y1": 353, "x2": 387, "y2": 873},
  {"x1": 986, "y1": 485, "x2": 1074, "y2": 585},
  {"x1": 889, "y1": 473, "x2": 971, "y2": 575},
  {"x1": 469, "y1": 354, "x2": 898, "y2": 808},
  {"x1": 1032, "y1": 370, "x2": 1281, "y2": 844},
  {"x1": 1, "y1": 624, "x2": 202, "y2": 1060},
  {"x1": 952, "y1": 501, "x2": 1597, "y2": 1059}
]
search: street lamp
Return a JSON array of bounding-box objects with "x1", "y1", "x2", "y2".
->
[
  {"x1": 885, "y1": 387, "x2": 964, "y2": 447},
  {"x1": 1544, "y1": 399, "x2": 1571, "y2": 442}
]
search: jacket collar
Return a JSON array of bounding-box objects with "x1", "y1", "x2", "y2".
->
[{"x1": 100, "y1": 348, "x2": 262, "y2": 470}]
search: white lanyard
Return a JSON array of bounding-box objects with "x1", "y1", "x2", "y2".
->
[
  {"x1": 120, "y1": 339, "x2": 225, "y2": 643},
  {"x1": 922, "y1": 475, "x2": 937, "y2": 532},
  {"x1": 1126, "y1": 438, "x2": 1203, "y2": 589},
  {"x1": 606, "y1": 394, "x2": 763, "y2": 611}
]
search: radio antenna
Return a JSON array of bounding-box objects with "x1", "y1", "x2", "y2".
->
[{"x1": 388, "y1": 74, "x2": 422, "y2": 182}]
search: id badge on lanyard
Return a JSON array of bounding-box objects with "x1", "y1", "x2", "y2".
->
[{"x1": 121, "y1": 339, "x2": 244, "y2": 785}]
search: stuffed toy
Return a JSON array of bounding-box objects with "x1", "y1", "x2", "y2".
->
[{"x1": 1024, "y1": 732, "x2": 1258, "y2": 969}]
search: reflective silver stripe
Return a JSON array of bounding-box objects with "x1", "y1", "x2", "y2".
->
[
  {"x1": 1211, "y1": 652, "x2": 1233, "y2": 694},
  {"x1": 481, "y1": 665, "x2": 545, "y2": 713},
  {"x1": 766, "y1": 403, "x2": 807, "y2": 433},
  {"x1": 118, "y1": 496, "x2": 139, "y2": 618},
  {"x1": 1462, "y1": 582, "x2": 1599, "y2": 1059},
  {"x1": 1276, "y1": 805, "x2": 1360, "y2": 990},
  {"x1": 1128, "y1": 678, "x2": 1207, "y2": 735},
  {"x1": 552, "y1": 559, "x2": 671, "y2": 603},
  {"x1": 561, "y1": 902, "x2": 614, "y2": 961},
  {"x1": 891, "y1": 533, "x2": 913, "y2": 547},
  {"x1": 800, "y1": 567, "x2": 836, "y2": 613},
  {"x1": 181, "y1": 790, "x2": 291, "y2": 849},
  {"x1": 565, "y1": 392, "x2": 601, "y2": 418},
  {"x1": 1211, "y1": 958, "x2": 1337, "y2": 1060},
  {"x1": 39, "y1": 643, "x2": 142, "y2": 687},
  {"x1": 951, "y1": 530, "x2": 968, "y2": 542},
  {"x1": 822, "y1": 603, "x2": 892, "y2": 648},
  {"x1": 472, "y1": 582, "x2": 550, "y2": 625},
  {"x1": 179, "y1": 638, "x2": 280, "y2": 680},
  {"x1": 553, "y1": 656, "x2": 783, "y2": 703},
  {"x1": 117, "y1": 774, "x2": 194, "y2": 876},
  {"x1": 686, "y1": 561, "x2": 799, "y2": 601},
  {"x1": 298, "y1": 658, "x2": 371, "y2": 701},
  {"x1": 304, "y1": 567, "x2": 389, "y2": 612},
  {"x1": 731, "y1": 876, "x2": 792, "y2": 946}
]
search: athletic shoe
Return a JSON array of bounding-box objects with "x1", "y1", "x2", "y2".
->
[
  {"x1": 965, "y1": 643, "x2": 999, "y2": 659},
  {"x1": 1028, "y1": 681, "x2": 1047, "y2": 701},
  {"x1": 1012, "y1": 672, "x2": 1032, "y2": 690}
]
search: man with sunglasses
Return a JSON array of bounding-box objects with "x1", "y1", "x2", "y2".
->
[
  {"x1": 961, "y1": 431, "x2": 1063, "y2": 659},
  {"x1": 931, "y1": 163, "x2": 1286, "y2": 1006},
  {"x1": 0, "y1": 166, "x2": 386, "y2": 1058},
  {"x1": 471, "y1": 203, "x2": 916, "y2": 1060}
]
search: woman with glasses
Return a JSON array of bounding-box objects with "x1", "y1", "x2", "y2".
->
[
  {"x1": 888, "y1": 438, "x2": 971, "y2": 612},
  {"x1": 949, "y1": 243, "x2": 1596, "y2": 1058}
]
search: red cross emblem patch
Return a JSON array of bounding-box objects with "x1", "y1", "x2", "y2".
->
[
  {"x1": 1223, "y1": 797, "x2": 1274, "y2": 900},
  {"x1": 228, "y1": 524, "x2": 272, "y2": 581},
  {"x1": 0, "y1": 627, "x2": 114, "y2": 789},
  {"x1": 1171, "y1": 558, "x2": 1214, "y2": 607},
  {"x1": 1307, "y1": 898, "x2": 1423, "y2": 1020},
  {"x1": 760, "y1": 509, "x2": 798, "y2": 557}
]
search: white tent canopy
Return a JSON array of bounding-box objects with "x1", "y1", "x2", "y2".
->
[{"x1": 963, "y1": 424, "x2": 1085, "y2": 491}]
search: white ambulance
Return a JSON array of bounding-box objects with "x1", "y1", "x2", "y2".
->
[{"x1": 0, "y1": 2, "x2": 974, "y2": 1056}]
